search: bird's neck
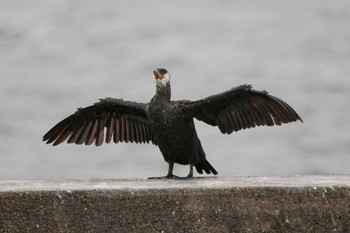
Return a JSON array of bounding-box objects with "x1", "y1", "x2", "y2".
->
[{"x1": 156, "y1": 83, "x2": 171, "y2": 101}]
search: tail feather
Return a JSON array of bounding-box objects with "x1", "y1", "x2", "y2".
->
[
  {"x1": 194, "y1": 139, "x2": 218, "y2": 175},
  {"x1": 195, "y1": 161, "x2": 218, "y2": 175}
]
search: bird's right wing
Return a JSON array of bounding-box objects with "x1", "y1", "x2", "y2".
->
[
  {"x1": 43, "y1": 98, "x2": 156, "y2": 146},
  {"x1": 181, "y1": 84, "x2": 302, "y2": 134}
]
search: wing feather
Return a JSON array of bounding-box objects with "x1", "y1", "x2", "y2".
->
[
  {"x1": 95, "y1": 118, "x2": 105, "y2": 146},
  {"x1": 129, "y1": 118, "x2": 135, "y2": 143},
  {"x1": 76, "y1": 121, "x2": 92, "y2": 144},
  {"x1": 134, "y1": 120, "x2": 141, "y2": 143},
  {"x1": 182, "y1": 84, "x2": 302, "y2": 134},
  {"x1": 43, "y1": 98, "x2": 156, "y2": 146},
  {"x1": 46, "y1": 118, "x2": 71, "y2": 144},
  {"x1": 67, "y1": 121, "x2": 85, "y2": 143},
  {"x1": 224, "y1": 108, "x2": 235, "y2": 133},
  {"x1": 121, "y1": 116, "x2": 127, "y2": 142},
  {"x1": 86, "y1": 119, "x2": 98, "y2": 145},
  {"x1": 114, "y1": 117, "x2": 120, "y2": 143},
  {"x1": 240, "y1": 105, "x2": 255, "y2": 129},
  {"x1": 217, "y1": 115, "x2": 227, "y2": 133},
  {"x1": 105, "y1": 113, "x2": 115, "y2": 143},
  {"x1": 53, "y1": 127, "x2": 72, "y2": 146}
]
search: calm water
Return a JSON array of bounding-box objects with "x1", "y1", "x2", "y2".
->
[{"x1": 0, "y1": 0, "x2": 349, "y2": 179}]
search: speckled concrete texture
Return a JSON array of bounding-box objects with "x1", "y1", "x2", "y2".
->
[{"x1": 1, "y1": 176, "x2": 350, "y2": 232}]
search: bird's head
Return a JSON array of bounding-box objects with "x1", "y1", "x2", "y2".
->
[{"x1": 153, "y1": 68, "x2": 170, "y2": 87}]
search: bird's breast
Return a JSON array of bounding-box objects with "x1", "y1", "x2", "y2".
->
[
  {"x1": 148, "y1": 99, "x2": 181, "y2": 127},
  {"x1": 148, "y1": 106, "x2": 172, "y2": 126}
]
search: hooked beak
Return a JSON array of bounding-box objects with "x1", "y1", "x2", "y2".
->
[{"x1": 153, "y1": 69, "x2": 160, "y2": 79}]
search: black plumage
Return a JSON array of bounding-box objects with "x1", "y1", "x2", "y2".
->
[{"x1": 43, "y1": 68, "x2": 302, "y2": 178}]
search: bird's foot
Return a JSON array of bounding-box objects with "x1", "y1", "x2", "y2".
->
[
  {"x1": 148, "y1": 175, "x2": 179, "y2": 179},
  {"x1": 176, "y1": 174, "x2": 194, "y2": 180},
  {"x1": 148, "y1": 174, "x2": 194, "y2": 180}
]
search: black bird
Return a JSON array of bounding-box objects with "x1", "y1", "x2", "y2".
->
[{"x1": 43, "y1": 68, "x2": 302, "y2": 179}]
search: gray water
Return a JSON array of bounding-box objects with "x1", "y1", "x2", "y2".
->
[{"x1": 1, "y1": 0, "x2": 349, "y2": 179}]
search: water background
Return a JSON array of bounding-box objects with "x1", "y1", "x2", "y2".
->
[{"x1": 1, "y1": 0, "x2": 349, "y2": 179}]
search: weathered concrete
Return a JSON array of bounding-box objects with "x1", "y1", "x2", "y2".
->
[{"x1": 1, "y1": 176, "x2": 350, "y2": 232}]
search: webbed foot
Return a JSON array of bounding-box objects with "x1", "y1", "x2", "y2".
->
[
  {"x1": 148, "y1": 174, "x2": 195, "y2": 179},
  {"x1": 148, "y1": 174, "x2": 180, "y2": 179}
]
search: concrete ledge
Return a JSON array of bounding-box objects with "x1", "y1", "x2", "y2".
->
[{"x1": 1, "y1": 176, "x2": 350, "y2": 232}]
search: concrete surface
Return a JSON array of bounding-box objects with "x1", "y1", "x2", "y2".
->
[{"x1": 1, "y1": 176, "x2": 350, "y2": 232}]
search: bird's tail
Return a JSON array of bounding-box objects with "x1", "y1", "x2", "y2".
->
[{"x1": 195, "y1": 160, "x2": 218, "y2": 175}]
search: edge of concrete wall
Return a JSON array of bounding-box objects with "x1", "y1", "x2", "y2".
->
[{"x1": 1, "y1": 175, "x2": 350, "y2": 232}]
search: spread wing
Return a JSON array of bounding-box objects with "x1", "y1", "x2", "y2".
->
[
  {"x1": 183, "y1": 84, "x2": 302, "y2": 134},
  {"x1": 43, "y1": 98, "x2": 156, "y2": 146}
]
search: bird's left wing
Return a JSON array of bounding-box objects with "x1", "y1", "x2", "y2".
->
[
  {"x1": 181, "y1": 84, "x2": 302, "y2": 134},
  {"x1": 43, "y1": 98, "x2": 156, "y2": 146}
]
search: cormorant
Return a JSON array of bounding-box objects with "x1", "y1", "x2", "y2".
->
[{"x1": 43, "y1": 68, "x2": 302, "y2": 179}]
